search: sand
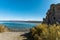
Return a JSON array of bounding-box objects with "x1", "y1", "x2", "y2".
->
[{"x1": 0, "y1": 32, "x2": 27, "y2": 40}]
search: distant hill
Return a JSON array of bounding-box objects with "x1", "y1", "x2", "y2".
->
[
  {"x1": 0, "y1": 21, "x2": 42, "y2": 23},
  {"x1": 19, "y1": 21, "x2": 42, "y2": 23}
]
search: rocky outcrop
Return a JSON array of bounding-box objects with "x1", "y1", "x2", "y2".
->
[{"x1": 43, "y1": 3, "x2": 60, "y2": 24}]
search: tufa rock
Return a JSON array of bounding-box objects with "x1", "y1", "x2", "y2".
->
[{"x1": 43, "y1": 3, "x2": 60, "y2": 24}]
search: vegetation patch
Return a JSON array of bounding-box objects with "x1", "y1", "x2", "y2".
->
[
  {"x1": 30, "y1": 23, "x2": 60, "y2": 40},
  {"x1": 0, "y1": 25, "x2": 10, "y2": 32}
]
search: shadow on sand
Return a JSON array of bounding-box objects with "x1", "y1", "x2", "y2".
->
[{"x1": 21, "y1": 32, "x2": 34, "y2": 40}]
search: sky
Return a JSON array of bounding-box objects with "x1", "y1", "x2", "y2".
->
[{"x1": 0, "y1": 0, "x2": 60, "y2": 21}]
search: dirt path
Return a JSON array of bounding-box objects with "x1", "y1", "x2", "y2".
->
[{"x1": 0, "y1": 32, "x2": 27, "y2": 40}]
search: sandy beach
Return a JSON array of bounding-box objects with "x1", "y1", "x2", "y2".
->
[{"x1": 0, "y1": 32, "x2": 27, "y2": 40}]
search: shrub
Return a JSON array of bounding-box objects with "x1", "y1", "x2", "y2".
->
[
  {"x1": 0, "y1": 25, "x2": 9, "y2": 32},
  {"x1": 30, "y1": 23, "x2": 60, "y2": 40}
]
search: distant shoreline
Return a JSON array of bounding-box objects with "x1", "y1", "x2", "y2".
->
[{"x1": 0, "y1": 21, "x2": 42, "y2": 23}]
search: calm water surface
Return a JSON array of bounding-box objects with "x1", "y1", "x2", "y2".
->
[{"x1": 0, "y1": 22, "x2": 41, "y2": 31}]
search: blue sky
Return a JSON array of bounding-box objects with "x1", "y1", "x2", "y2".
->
[{"x1": 0, "y1": 0, "x2": 60, "y2": 21}]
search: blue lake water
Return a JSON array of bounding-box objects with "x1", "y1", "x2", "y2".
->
[{"x1": 0, "y1": 22, "x2": 40, "y2": 31}]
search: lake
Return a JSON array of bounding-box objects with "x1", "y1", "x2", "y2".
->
[{"x1": 0, "y1": 21, "x2": 41, "y2": 31}]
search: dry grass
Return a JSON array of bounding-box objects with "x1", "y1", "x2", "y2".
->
[
  {"x1": 30, "y1": 23, "x2": 60, "y2": 40},
  {"x1": 0, "y1": 25, "x2": 9, "y2": 32}
]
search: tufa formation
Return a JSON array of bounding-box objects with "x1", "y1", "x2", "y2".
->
[{"x1": 43, "y1": 3, "x2": 60, "y2": 24}]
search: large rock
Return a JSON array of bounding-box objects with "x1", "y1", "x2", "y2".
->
[{"x1": 43, "y1": 3, "x2": 60, "y2": 24}]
